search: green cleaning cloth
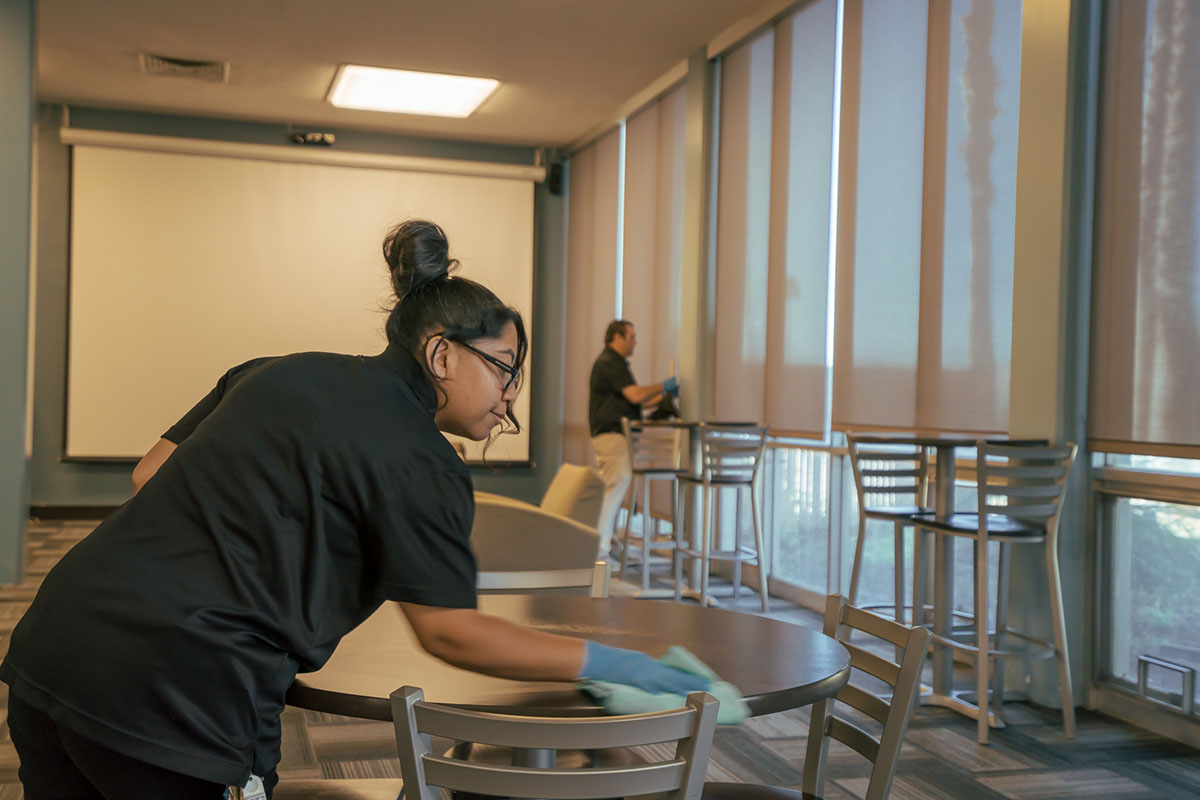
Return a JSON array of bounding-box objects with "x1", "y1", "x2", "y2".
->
[{"x1": 578, "y1": 646, "x2": 751, "y2": 725}]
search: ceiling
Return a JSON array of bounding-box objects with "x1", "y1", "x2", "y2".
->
[{"x1": 37, "y1": 0, "x2": 784, "y2": 149}]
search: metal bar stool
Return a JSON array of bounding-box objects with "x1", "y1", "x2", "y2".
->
[
  {"x1": 845, "y1": 434, "x2": 931, "y2": 626},
  {"x1": 674, "y1": 423, "x2": 770, "y2": 611},
  {"x1": 911, "y1": 441, "x2": 1077, "y2": 744},
  {"x1": 618, "y1": 418, "x2": 684, "y2": 593}
]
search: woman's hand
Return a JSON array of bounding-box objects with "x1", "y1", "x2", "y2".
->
[{"x1": 579, "y1": 641, "x2": 710, "y2": 694}]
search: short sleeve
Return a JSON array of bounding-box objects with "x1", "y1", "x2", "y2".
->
[
  {"x1": 163, "y1": 357, "x2": 275, "y2": 444},
  {"x1": 367, "y1": 468, "x2": 478, "y2": 609},
  {"x1": 596, "y1": 355, "x2": 634, "y2": 395}
]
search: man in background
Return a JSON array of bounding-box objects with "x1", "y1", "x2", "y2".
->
[{"x1": 588, "y1": 320, "x2": 679, "y2": 557}]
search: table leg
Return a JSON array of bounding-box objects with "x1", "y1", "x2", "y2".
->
[
  {"x1": 687, "y1": 426, "x2": 702, "y2": 591},
  {"x1": 932, "y1": 446, "x2": 955, "y2": 697},
  {"x1": 636, "y1": 424, "x2": 711, "y2": 604},
  {"x1": 513, "y1": 747, "x2": 555, "y2": 768}
]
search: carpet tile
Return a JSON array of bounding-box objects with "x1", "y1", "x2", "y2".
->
[{"x1": 0, "y1": 520, "x2": 1195, "y2": 800}]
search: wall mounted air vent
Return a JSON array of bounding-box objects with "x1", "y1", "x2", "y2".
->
[{"x1": 138, "y1": 53, "x2": 229, "y2": 83}]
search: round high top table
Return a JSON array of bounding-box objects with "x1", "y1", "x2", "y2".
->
[
  {"x1": 633, "y1": 419, "x2": 762, "y2": 602},
  {"x1": 287, "y1": 595, "x2": 851, "y2": 723},
  {"x1": 848, "y1": 431, "x2": 1047, "y2": 727}
]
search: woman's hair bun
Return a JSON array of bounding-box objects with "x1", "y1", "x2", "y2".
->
[{"x1": 383, "y1": 219, "x2": 458, "y2": 302}]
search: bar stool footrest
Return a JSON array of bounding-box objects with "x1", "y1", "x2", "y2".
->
[{"x1": 930, "y1": 629, "x2": 1057, "y2": 660}]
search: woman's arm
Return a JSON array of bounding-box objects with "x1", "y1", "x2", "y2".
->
[
  {"x1": 398, "y1": 602, "x2": 584, "y2": 681},
  {"x1": 132, "y1": 438, "x2": 177, "y2": 493},
  {"x1": 397, "y1": 602, "x2": 709, "y2": 694}
]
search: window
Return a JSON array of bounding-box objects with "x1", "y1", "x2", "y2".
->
[{"x1": 1102, "y1": 495, "x2": 1200, "y2": 713}]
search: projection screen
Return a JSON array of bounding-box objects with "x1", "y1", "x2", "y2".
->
[{"x1": 66, "y1": 143, "x2": 534, "y2": 462}]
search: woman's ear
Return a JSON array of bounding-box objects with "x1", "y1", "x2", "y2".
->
[{"x1": 425, "y1": 335, "x2": 450, "y2": 380}]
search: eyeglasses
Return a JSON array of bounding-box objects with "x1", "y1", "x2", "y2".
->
[{"x1": 454, "y1": 339, "x2": 521, "y2": 392}]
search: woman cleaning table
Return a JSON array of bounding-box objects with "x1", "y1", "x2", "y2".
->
[{"x1": 0, "y1": 220, "x2": 707, "y2": 800}]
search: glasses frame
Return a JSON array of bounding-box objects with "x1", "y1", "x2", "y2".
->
[{"x1": 442, "y1": 336, "x2": 521, "y2": 392}]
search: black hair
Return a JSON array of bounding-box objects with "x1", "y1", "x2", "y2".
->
[
  {"x1": 604, "y1": 319, "x2": 632, "y2": 345},
  {"x1": 382, "y1": 219, "x2": 528, "y2": 437}
]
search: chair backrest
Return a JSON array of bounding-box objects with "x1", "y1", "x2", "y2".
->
[
  {"x1": 975, "y1": 441, "x2": 1077, "y2": 532},
  {"x1": 540, "y1": 463, "x2": 606, "y2": 529},
  {"x1": 471, "y1": 495, "x2": 600, "y2": 574},
  {"x1": 621, "y1": 418, "x2": 682, "y2": 473},
  {"x1": 804, "y1": 594, "x2": 931, "y2": 800},
  {"x1": 393, "y1": 686, "x2": 719, "y2": 800},
  {"x1": 697, "y1": 423, "x2": 768, "y2": 484},
  {"x1": 477, "y1": 560, "x2": 611, "y2": 598},
  {"x1": 846, "y1": 434, "x2": 929, "y2": 513}
]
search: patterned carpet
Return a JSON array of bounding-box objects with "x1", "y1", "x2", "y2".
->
[{"x1": 1, "y1": 520, "x2": 1198, "y2": 799}]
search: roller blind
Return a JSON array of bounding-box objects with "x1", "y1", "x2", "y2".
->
[
  {"x1": 763, "y1": 0, "x2": 838, "y2": 437},
  {"x1": 563, "y1": 129, "x2": 622, "y2": 464},
  {"x1": 833, "y1": 0, "x2": 1020, "y2": 434},
  {"x1": 1090, "y1": 0, "x2": 1200, "y2": 455},
  {"x1": 832, "y1": 0, "x2": 928, "y2": 430},
  {"x1": 622, "y1": 86, "x2": 687, "y2": 388},
  {"x1": 712, "y1": 29, "x2": 775, "y2": 425},
  {"x1": 915, "y1": 0, "x2": 1020, "y2": 432}
]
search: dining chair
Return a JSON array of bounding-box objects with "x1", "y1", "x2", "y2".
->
[
  {"x1": 477, "y1": 560, "x2": 611, "y2": 598},
  {"x1": 675, "y1": 423, "x2": 770, "y2": 611},
  {"x1": 845, "y1": 434, "x2": 931, "y2": 626},
  {"x1": 538, "y1": 462, "x2": 606, "y2": 529},
  {"x1": 619, "y1": 418, "x2": 685, "y2": 592},
  {"x1": 701, "y1": 594, "x2": 930, "y2": 800},
  {"x1": 910, "y1": 441, "x2": 1077, "y2": 744},
  {"x1": 273, "y1": 779, "x2": 405, "y2": 799},
  {"x1": 471, "y1": 494, "x2": 601, "y2": 575},
  {"x1": 395, "y1": 685, "x2": 720, "y2": 800}
]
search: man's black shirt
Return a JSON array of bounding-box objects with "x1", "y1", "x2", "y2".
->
[{"x1": 588, "y1": 347, "x2": 641, "y2": 436}]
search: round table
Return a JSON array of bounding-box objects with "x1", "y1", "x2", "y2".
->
[{"x1": 287, "y1": 595, "x2": 851, "y2": 721}]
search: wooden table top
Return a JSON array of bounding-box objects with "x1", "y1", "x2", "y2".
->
[
  {"x1": 288, "y1": 596, "x2": 851, "y2": 721},
  {"x1": 850, "y1": 431, "x2": 1047, "y2": 447}
]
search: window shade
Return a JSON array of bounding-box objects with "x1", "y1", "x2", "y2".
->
[
  {"x1": 563, "y1": 130, "x2": 622, "y2": 465},
  {"x1": 915, "y1": 0, "x2": 1020, "y2": 432},
  {"x1": 833, "y1": 0, "x2": 1019, "y2": 434},
  {"x1": 712, "y1": 29, "x2": 775, "y2": 425},
  {"x1": 622, "y1": 86, "x2": 687, "y2": 387},
  {"x1": 1090, "y1": 0, "x2": 1200, "y2": 455},
  {"x1": 832, "y1": 0, "x2": 928, "y2": 430},
  {"x1": 764, "y1": 0, "x2": 838, "y2": 437}
]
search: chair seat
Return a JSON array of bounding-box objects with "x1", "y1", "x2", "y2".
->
[
  {"x1": 678, "y1": 474, "x2": 754, "y2": 486},
  {"x1": 910, "y1": 511, "x2": 1045, "y2": 538},
  {"x1": 273, "y1": 778, "x2": 405, "y2": 800},
  {"x1": 703, "y1": 781, "x2": 820, "y2": 800},
  {"x1": 863, "y1": 503, "x2": 926, "y2": 519},
  {"x1": 632, "y1": 466, "x2": 686, "y2": 477}
]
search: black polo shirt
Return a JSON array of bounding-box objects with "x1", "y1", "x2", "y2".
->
[
  {"x1": 588, "y1": 347, "x2": 642, "y2": 436},
  {"x1": 1, "y1": 345, "x2": 476, "y2": 785}
]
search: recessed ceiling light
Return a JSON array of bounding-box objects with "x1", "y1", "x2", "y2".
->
[{"x1": 328, "y1": 65, "x2": 499, "y2": 117}]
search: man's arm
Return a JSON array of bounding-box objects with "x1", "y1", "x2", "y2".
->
[
  {"x1": 620, "y1": 381, "x2": 669, "y2": 406},
  {"x1": 132, "y1": 438, "x2": 178, "y2": 493}
]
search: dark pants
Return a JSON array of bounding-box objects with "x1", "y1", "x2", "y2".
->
[{"x1": 8, "y1": 692, "x2": 270, "y2": 799}]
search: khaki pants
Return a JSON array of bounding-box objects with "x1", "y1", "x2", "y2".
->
[{"x1": 591, "y1": 433, "x2": 632, "y2": 555}]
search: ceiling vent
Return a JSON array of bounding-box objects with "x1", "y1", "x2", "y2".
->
[{"x1": 138, "y1": 53, "x2": 229, "y2": 83}]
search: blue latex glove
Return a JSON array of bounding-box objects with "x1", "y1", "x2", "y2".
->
[
  {"x1": 662, "y1": 376, "x2": 680, "y2": 396},
  {"x1": 579, "y1": 641, "x2": 711, "y2": 694}
]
